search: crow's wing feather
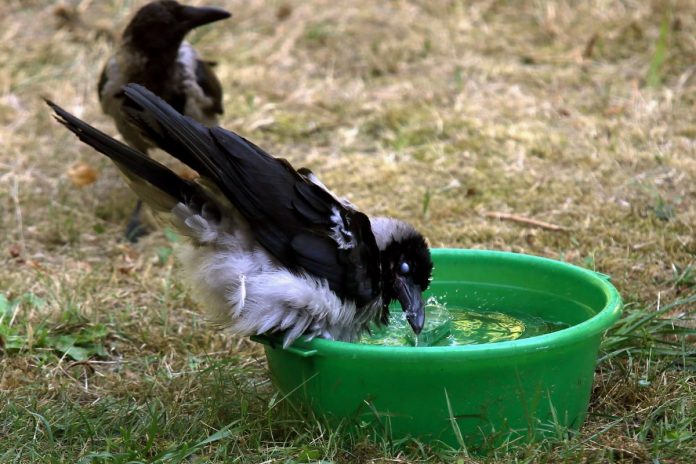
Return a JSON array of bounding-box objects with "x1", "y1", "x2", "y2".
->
[{"x1": 121, "y1": 84, "x2": 381, "y2": 305}]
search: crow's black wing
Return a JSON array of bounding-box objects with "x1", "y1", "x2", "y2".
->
[{"x1": 121, "y1": 84, "x2": 381, "y2": 305}]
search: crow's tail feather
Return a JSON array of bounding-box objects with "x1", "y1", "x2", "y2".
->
[{"x1": 46, "y1": 99, "x2": 195, "y2": 212}]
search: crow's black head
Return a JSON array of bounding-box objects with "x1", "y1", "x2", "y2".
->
[
  {"x1": 123, "y1": 1, "x2": 230, "y2": 55},
  {"x1": 372, "y1": 218, "x2": 433, "y2": 334}
]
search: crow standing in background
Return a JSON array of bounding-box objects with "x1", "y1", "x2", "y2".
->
[
  {"x1": 98, "y1": 0, "x2": 231, "y2": 240},
  {"x1": 48, "y1": 85, "x2": 433, "y2": 346}
]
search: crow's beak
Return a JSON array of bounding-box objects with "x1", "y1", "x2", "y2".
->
[
  {"x1": 394, "y1": 275, "x2": 425, "y2": 334},
  {"x1": 180, "y1": 6, "x2": 231, "y2": 29}
]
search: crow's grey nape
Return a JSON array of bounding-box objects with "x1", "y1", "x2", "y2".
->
[{"x1": 369, "y1": 217, "x2": 424, "y2": 251}]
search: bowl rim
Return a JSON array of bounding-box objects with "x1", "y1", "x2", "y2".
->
[{"x1": 267, "y1": 248, "x2": 623, "y2": 359}]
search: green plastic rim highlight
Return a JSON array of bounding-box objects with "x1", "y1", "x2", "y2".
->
[{"x1": 280, "y1": 249, "x2": 622, "y2": 357}]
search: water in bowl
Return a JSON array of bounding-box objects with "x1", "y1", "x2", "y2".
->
[{"x1": 359, "y1": 298, "x2": 570, "y2": 347}]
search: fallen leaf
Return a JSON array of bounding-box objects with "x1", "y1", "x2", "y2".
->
[
  {"x1": 604, "y1": 105, "x2": 624, "y2": 117},
  {"x1": 68, "y1": 162, "x2": 99, "y2": 187},
  {"x1": 26, "y1": 260, "x2": 44, "y2": 270},
  {"x1": 276, "y1": 4, "x2": 293, "y2": 21},
  {"x1": 7, "y1": 243, "x2": 22, "y2": 258},
  {"x1": 53, "y1": 2, "x2": 82, "y2": 31},
  {"x1": 582, "y1": 33, "x2": 599, "y2": 59}
]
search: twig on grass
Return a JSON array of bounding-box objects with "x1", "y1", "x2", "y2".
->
[{"x1": 484, "y1": 211, "x2": 571, "y2": 232}]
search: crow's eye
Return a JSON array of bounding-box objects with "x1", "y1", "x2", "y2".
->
[{"x1": 399, "y1": 261, "x2": 410, "y2": 275}]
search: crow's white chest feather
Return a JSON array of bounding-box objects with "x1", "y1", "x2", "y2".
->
[{"x1": 173, "y1": 203, "x2": 383, "y2": 347}]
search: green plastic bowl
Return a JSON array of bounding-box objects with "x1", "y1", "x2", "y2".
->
[{"x1": 254, "y1": 249, "x2": 622, "y2": 448}]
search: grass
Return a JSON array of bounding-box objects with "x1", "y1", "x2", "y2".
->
[{"x1": 1, "y1": 0, "x2": 695, "y2": 462}]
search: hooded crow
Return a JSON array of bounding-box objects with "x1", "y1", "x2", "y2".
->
[
  {"x1": 98, "y1": 0, "x2": 231, "y2": 240},
  {"x1": 47, "y1": 84, "x2": 433, "y2": 347}
]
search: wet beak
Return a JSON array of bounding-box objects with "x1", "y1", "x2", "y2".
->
[
  {"x1": 394, "y1": 275, "x2": 425, "y2": 334},
  {"x1": 180, "y1": 6, "x2": 231, "y2": 29}
]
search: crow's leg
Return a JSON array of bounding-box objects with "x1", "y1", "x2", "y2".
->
[{"x1": 124, "y1": 200, "x2": 149, "y2": 242}]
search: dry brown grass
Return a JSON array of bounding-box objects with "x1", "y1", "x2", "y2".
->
[{"x1": 1, "y1": 0, "x2": 694, "y2": 461}]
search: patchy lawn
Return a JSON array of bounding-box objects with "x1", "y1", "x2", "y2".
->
[{"x1": 0, "y1": 0, "x2": 694, "y2": 462}]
